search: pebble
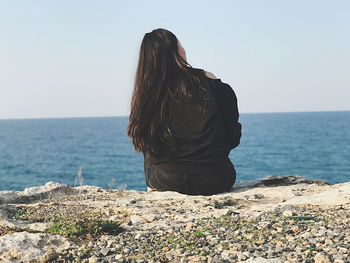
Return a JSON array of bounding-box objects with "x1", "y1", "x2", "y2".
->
[
  {"x1": 282, "y1": 210, "x2": 293, "y2": 217},
  {"x1": 188, "y1": 255, "x2": 207, "y2": 262},
  {"x1": 338, "y1": 247, "x2": 348, "y2": 254},
  {"x1": 39, "y1": 249, "x2": 58, "y2": 263},
  {"x1": 314, "y1": 253, "x2": 330, "y2": 263},
  {"x1": 186, "y1": 222, "x2": 194, "y2": 230},
  {"x1": 100, "y1": 248, "x2": 110, "y2": 256},
  {"x1": 88, "y1": 255, "x2": 99, "y2": 263},
  {"x1": 114, "y1": 254, "x2": 124, "y2": 260}
]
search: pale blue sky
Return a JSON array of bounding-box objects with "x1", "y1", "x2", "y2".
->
[{"x1": 1, "y1": 0, "x2": 349, "y2": 119}]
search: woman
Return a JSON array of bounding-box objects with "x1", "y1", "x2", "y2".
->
[{"x1": 128, "y1": 28, "x2": 241, "y2": 195}]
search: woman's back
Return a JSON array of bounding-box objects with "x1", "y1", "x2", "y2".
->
[
  {"x1": 150, "y1": 68, "x2": 235, "y2": 165},
  {"x1": 145, "y1": 68, "x2": 241, "y2": 195}
]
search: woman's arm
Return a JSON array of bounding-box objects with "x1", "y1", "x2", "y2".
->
[
  {"x1": 204, "y1": 70, "x2": 242, "y2": 149},
  {"x1": 216, "y1": 81, "x2": 242, "y2": 149}
]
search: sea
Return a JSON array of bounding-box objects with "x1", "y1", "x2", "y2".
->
[{"x1": 0, "y1": 111, "x2": 349, "y2": 191}]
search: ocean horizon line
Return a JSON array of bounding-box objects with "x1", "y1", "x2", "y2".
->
[{"x1": 0, "y1": 109, "x2": 349, "y2": 121}]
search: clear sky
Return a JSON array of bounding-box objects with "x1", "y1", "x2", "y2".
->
[{"x1": 1, "y1": 0, "x2": 349, "y2": 119}]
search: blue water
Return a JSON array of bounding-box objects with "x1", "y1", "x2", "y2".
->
[{"x1": 0, "y1": 111, "x2": 349, "y2": 191}]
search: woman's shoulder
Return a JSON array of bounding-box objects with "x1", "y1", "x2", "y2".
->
[
  {"x1": 204, "y1": 70, "x2": 218, "y2": 80},
  {"x1": 190, "y1": 67, "x2": 221, "y2": 81},
  {"x1": 199, "y1": 70, "x2": 236, "y2": 98}
]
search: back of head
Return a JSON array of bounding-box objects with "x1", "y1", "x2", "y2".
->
[
  {"x1": 128, "y1": 28, "x2": 208, "y2": 156},
  {"x1": 137, "y1": 28, "x2": 186, "y2": 78}
]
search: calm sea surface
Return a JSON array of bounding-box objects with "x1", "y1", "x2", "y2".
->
[{"x1": 1, "y1": 111, "x2": 349, "y2": 191}]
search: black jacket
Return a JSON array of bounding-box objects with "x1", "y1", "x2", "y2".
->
[{"x1": 145, "y1": 69, "x2": 242, "y2": 195}]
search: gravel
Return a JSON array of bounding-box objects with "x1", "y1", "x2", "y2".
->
[{"x1": 45, "y1": 204, "x2": 350, "y2": 262}]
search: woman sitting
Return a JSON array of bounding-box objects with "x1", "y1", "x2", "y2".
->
[{"x1": 128, "y1": 28, "x2": 242, "y2": 195}]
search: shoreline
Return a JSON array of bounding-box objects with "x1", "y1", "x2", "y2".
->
[{"x1": 1, "y1": 175, "x2": 349, "y2": 262}]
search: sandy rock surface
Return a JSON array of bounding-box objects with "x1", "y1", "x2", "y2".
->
[
  {"x1": 0, "y1": 232, "x2": 74, "y2": 262},
  {"x1": 0, "y1": 181, "x2": 74, "y2": 205},
  {"x1": 0, "y1": 175, "x2": 349, "y2": 262}
]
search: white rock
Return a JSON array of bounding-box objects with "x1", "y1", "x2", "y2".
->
[
  {"x1": 0, "y1": 181, "x2": 74, "y2": 204},
  {"x1": 242, "y1": 257, "x2": 279, "y2": 263},
  {"x1": 0, "y1": 190, "x2": 19, "y2": 204},
  {"x1": 23, "y1": 181, "x2": 64, "y2": 195},
  {"x1": 0, "y1": 232, "x2": 74, "y2": 262},
  {"x1": 282, "y1": 210, "x2": 293, "y2": 217},
  {"x1": 39, "y1": 248, "x2": 58, "y2": 262},
  {"x1": 338, "y1": 246, "x2": 348, "y2": 254},
  {"x1": 89, "y1": 255, "x2": 99, "y2": 263},
  {"x1": 129, "y1": 215, "x2": 145, "y2": 224},
  {"x1": 333, "y1": 258, "x2": 345, "y2": 263},
  {"x1": 286, "y1": 182, "x2": 350, "y2": 206},
  {"x1": 74, "y1": 185, "x2": 106, "y2": 194},
  {"x1": 115, "y1": 254, "x2": 124, "y2": 260},
  {"x1": 314, "y1": 253, "x2": 331, "y2": 263}
]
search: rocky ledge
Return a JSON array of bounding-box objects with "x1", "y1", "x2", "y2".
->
[{"x1": 0, "y1": 175, "x2": 349, "y2": 263}]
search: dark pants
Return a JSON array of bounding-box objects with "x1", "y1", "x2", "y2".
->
[{"x1": 144, "y1": 157, "x2": 236, "y2": 195}]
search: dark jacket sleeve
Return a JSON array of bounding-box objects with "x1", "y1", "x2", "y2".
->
[{"x1": 216, "y1": 81, "x2": 242, "y2": 149}]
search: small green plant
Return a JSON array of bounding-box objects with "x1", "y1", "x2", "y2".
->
[
  {"x1": 221, "y1": 241, "x2": 230, "y2": 250},
  {"x1": 165, "y1": 234, "x2": 175, "y2": 243},
  {"x1": 221, "y1": 215, "x2": 232, "y2": 221},
  {"x1": 47, "y1": 220, "x2": 84, "y2": 237},
  {"x1": 46, "y1": 213, "x2": 122, "y2": 239},
  {"x1": 0, "y1": 226, "x2": 39, "y2": 236},
  {"x1": 215, "y1": 215, "x2": 233, "y2": 227},
  {"x1": 99, "y1": 220, "x2": 122, "y2": 235},
  {"x1": 194, "y1": 227, "x2": 210, "y2": 237},
  {"x1": 10, "y1": 208, "x2": 28, "y2": 220},
  {"x1": 78, "y1": 248, "x2": 87, "y2": 254},
  {"x1": 23, "y1": 228, "x2": 40, "y2": 233},
  {"x1": 196, "y1": 219, "x2": 203, "y2": 226}
]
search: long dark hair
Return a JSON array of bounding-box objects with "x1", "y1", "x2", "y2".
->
[{"x1": 127, "y1": 28, "x2": 208, "y2": 156}]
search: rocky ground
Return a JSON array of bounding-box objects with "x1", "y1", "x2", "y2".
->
[{"x1": 0, "y1": 175, "x2": 349, "y2": 263}]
